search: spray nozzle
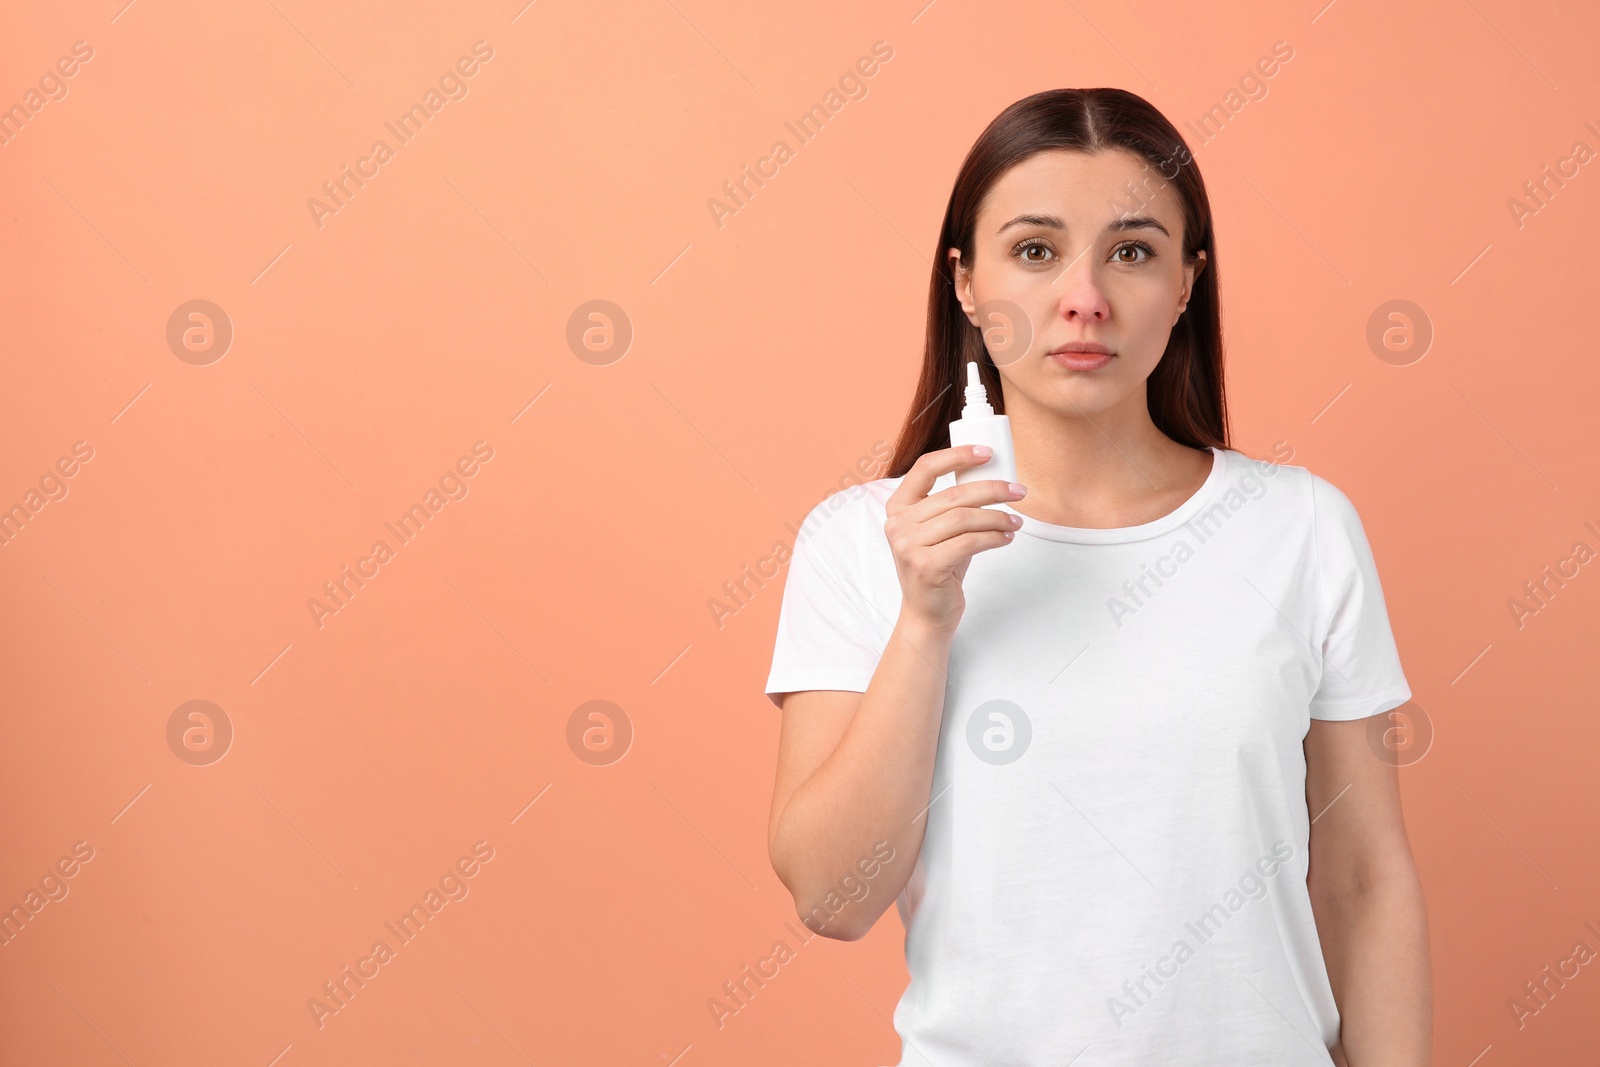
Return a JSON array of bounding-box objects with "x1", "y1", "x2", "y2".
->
[{"x1": 961, "y1": 361, "x2": 994, "y2": 418}]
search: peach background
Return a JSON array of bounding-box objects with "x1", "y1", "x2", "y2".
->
[{"x1": 2, "y1": 0, "x2": 1599, "y2": 1064}]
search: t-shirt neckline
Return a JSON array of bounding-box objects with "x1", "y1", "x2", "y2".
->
[{"x1": 995, "y1": 446, "x2": 1228, "y2": 545}]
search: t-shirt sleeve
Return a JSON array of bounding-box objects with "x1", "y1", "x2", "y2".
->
[
  {"x1": 764, "y1": 491, "x2": 890, "y2": 708},
  {"x1": 1308, "y1": 475, "x2": 1412, "y2": 721}
]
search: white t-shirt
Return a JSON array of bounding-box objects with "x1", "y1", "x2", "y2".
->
[{"x1": 764, "y1": 446, "x2": 1412, "y2": 1066}]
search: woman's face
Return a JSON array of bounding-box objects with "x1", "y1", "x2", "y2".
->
[{"x1": 950, "y1": 148, "x2": 1205, "y2": 419}]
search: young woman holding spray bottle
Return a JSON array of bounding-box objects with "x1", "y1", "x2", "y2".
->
[{"x1": 763, "y1": 89, "x2": 1430, "y2": 1065}]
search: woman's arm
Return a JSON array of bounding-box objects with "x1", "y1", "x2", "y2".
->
[
  {"x1": 767, "y1": 446, "x2": 1022, "y2": 941},
  {"x1": 1304, "y1": 714, "x2": 1433, "y2": 1065},
  {"x1": 767, "y1": 613, "x2": 955, "y2": 941}
]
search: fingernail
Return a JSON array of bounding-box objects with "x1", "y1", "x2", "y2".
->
[
  {"x1": 973, "y1": 445, "x2": 992, "y2": 458},
  {"x1": 1008, "y1": 483, "x2": 1027, "y2": 496}
]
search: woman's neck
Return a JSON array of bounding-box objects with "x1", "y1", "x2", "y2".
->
[{"x1": 1005, "y1": 396, "x2": 1212, "y2": 530}]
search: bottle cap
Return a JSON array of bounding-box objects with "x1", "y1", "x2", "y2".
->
[{"x1": 961, "y1": 361, "x2": 994, "y2": 418}]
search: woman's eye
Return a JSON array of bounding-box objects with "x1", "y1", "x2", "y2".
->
[
  {"x1": 1113, "y1": 241, "x2": 1156, "y2": 264},
  {"x1": 1013, "y1": 240, "x2": 1053, "y2": 263}
]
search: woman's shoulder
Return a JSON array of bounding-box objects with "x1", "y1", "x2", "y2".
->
[
  {"x1": 1219, "y1": 446, "x2": 1381, "y2": 541},
  {"x1": 1201, "y1": 446, "x2": 1314, "y2": 533},
  {"x1": 1222, "y1": 444, "x2": 1310, "y2": 490}
]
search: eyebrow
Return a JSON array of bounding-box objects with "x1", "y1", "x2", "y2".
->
[{"x1": 995, "y1": 213, "x2": 1171, "y2": 239}]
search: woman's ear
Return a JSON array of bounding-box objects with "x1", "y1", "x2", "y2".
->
[
  {"x1": 1174, "y1": 249, "x2": 1207, "y2": 324},
  {"x1": 948, "y1": 248, "x2": 977, "y2": 323}
]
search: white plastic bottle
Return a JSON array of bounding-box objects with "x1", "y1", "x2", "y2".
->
[{"x1": 948, "y1": 360, "x2": 1018, "y2": 499}]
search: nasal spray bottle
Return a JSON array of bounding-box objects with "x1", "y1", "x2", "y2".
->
[{"x1": 948, "y1": 361, "x2": 1017, "y2": 504}]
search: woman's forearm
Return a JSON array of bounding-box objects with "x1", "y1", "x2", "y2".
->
[
  {"x1": 1313, "y1": 865, "x2": 1432, "y2": 1065},
  {"x1": 768, "y1": 612, "x2": 954, "y2": 940}
]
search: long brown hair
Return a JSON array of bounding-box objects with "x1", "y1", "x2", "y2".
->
[{"x1": 886, "y1": 87, "x2": 1228, "y2": 477}]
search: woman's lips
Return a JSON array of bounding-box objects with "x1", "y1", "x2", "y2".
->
[{"x1": 1048, "y1": 350, "x2": 1113, "y2": 371}]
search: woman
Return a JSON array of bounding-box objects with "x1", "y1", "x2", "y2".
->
[{"x1": 763, "y1": 88, "x2": 1431, "y2": 1065}]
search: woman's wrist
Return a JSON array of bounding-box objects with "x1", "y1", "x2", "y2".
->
[{"x1": 895, "y1": 609, "x2": 960, "y2": 646}]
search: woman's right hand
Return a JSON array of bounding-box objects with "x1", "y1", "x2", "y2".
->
[{"x1": 882, "y1": 444, "x2": 1027, "y2": 635}]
